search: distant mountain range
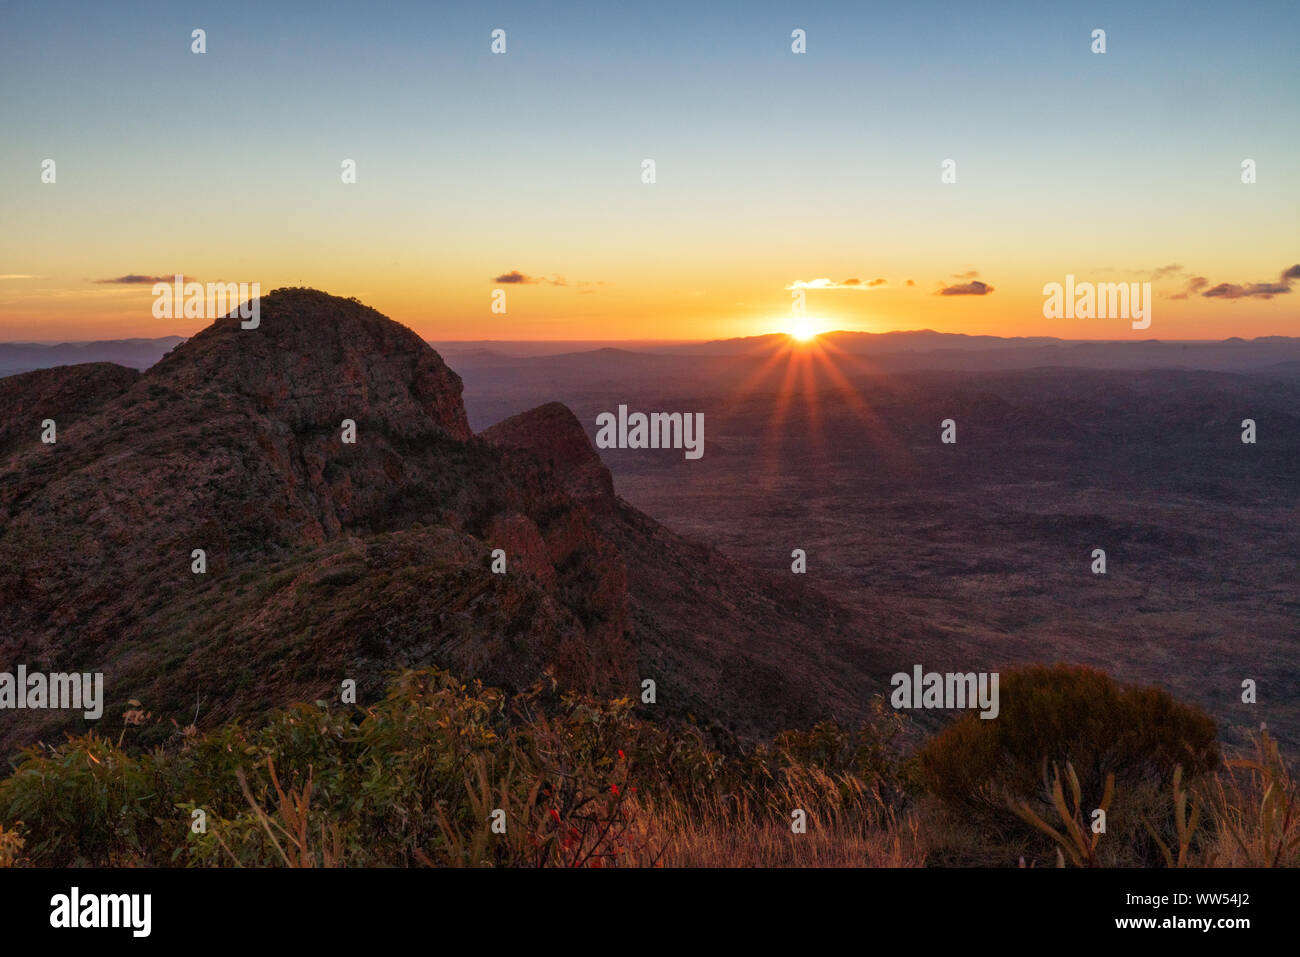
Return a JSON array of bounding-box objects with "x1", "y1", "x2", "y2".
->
[
  {"x1": 0, "y1": 336, "x2": 186, "y2": 377},
  {"x1": 645, "y1": 330, "x2": 1300, "y2": 371},
  {"x1": 5, "y1": 330, "x2": 1300, "y2": 378}
]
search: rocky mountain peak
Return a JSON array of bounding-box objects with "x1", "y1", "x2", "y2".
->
[
  {"x1": 148, "y1": 287, "x2": 471, "y2": 441},
  {"x1": 483, "y1": 402, "x2": 616, "y2": 514}
]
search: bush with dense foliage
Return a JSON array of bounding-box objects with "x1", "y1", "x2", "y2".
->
[{"x1": 916, "y1": 664, "x2": 1221, "y2": 865}]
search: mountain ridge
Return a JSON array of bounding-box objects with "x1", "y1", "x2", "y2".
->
[
  {"x1": 0, "y1": 289, "x2": 888, "y2": 751},
  {"x1": 9, "y1": 330, "x2": 1300, "y2": 378}
]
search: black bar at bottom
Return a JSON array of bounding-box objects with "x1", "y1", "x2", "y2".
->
[{"x1": 0, "y1": 866, "x2": 1278, "y2": 944}]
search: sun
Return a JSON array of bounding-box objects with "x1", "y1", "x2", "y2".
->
[{"x1": 787, "y1": 318, "x2": 822, "y2": 341}]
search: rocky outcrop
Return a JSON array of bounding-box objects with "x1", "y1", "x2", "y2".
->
[
  {"x1": 0, "y1": 362, "x2": 139, "y2": 459},
  {"x1": 481, "y1": 395, "x2": 892, "y2": 741},
  {"x1": 146, "y1": 289, "x2": 472, "y2": 442},
  {"x1": 0, "y1": 289, "x2": 633, "y2": 750},
  {"x1": 0, "y1": 288, "x2": 884, "y2": 753},
  {"x1": 483, "y1": 402, "x2": 617, "y2": 514}
]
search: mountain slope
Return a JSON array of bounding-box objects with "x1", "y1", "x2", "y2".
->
[
  {"x1": 483, "y1": 402, "x2": 899, "y2": 739},
  {"x1": 0, "y1": 289, "x2": 887, "y2": 751}
]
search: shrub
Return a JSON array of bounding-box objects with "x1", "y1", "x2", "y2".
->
[
  {"x1": 0, "y1": 734, "x2": 163, "y2": 866},
  {"x1": 916, "y1": 663, "x2": 1219, "y2": 865}
]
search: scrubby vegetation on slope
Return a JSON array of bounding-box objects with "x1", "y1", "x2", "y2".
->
[{"x1": 0, "y1": 664, "x2": 1293, "y2": 868}]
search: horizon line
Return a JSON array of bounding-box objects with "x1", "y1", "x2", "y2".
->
[{"x1": 5, "y1": 330, "x2": 1298, "y2": 347}]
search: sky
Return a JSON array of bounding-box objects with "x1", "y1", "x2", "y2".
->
[{"x1": 1, "y1": 0, "x2": 1297, "y2": 342}]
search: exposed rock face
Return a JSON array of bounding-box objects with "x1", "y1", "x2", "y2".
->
[
  {"x1": 0, "y1": 288, "x2": 884, "y2": 752},
  {"x1": 147, "y1": 291, "x2": 472, "y2": 443},
  {"x1": 0, "y1": 362, "x2": 139, "y2": 459},
  {"x1": 0, "y1": 289, "x2": 633, "y2": 750},
  {"x1": 483, "y1": 402, "x2": 617, "y2": 515},
  {"x1": 480, "y1": 399, "x2": 892, "y2": 741}
]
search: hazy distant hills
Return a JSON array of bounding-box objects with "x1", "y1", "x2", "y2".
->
[
  {"x1": 810, "y1": 331, "x2": 1300, "y2": 372},
  {"x1": 6, "y1": 330, "x2": 1300, "y2": 379},
  {"x1": 436, "y1": 330, "x2": 1300, "y2": 373},
  {"x1": 0, "y1": 336, "x2": 185, "y2": 377},
  {"x1": 501, "y1": 331, "x2": 1300, "y2": 371},
  {"x1": 440, "y1": 334, "x2": 1300, "y2": 428}
]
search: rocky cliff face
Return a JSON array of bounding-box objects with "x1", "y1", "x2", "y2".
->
[
  {"x1": 0, "y1": 289, "x2": 883, "y2": 752},
  {"x1": 483, "y1": 402, "x2": 617, "y2": 515},
  {"x1": 481, "y1": 400, "x2": 893, "y2": 741},
  {"x1": 0, "y1": 290, "x2": 633, "y2": 749}
]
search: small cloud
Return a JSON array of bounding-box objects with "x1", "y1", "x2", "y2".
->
[
  {"x1": 867, "y1": 277, "x2": 887, "y2": 287},
  {"x1": 938, "y1": 280, "x2": 994, "y2": 296},
  {"x1": 951, "y1": 270, "x2": 979, "y2": 280},
  {"x1": 1094, "y1": 264, "x2": 1185, "y2": 281},
  {"x1": 786, "y1": 277, "x2": 883, "y2": 291},
  {"x1": 94, "y1": 274, "x2": 181, "y2": 285},
  {"x1": 1199, "y1": 264, "x2": 1299, "y2": 301},
  {"x1": 0, "y1": 274, "x2": 40, "y2": 280},
  {"x1": 1169, "y1": 276, "x2": 1208, "y2": 299},
  {"x1": 905, "y1": 279, "x2": 916, "y2": 287},
  {"x1": 1202, "y1": 281, "x2": 1290, "y2": 300},
  {"x1": 492, "y1": 271, "x2": 582, "y2": 287}
]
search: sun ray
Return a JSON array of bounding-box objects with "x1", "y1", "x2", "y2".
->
[
  {"x1": 757, "y1": 342, "x2": 807, "y2": 485},
  {"x1": 719, "y1": 328, "x2": 924, "y2": 489}
]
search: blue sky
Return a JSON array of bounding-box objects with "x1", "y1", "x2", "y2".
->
[{"x1": 1, "y1": 0, "x2": 1296, "y2": 340}]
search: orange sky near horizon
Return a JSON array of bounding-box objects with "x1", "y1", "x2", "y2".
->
[{"x1": 1, "y1": 264, "x2": 1296, "y2": 344}]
